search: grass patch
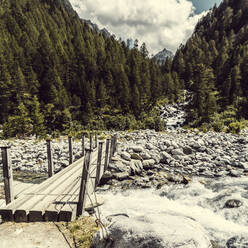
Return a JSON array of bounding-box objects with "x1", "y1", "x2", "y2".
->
[{"x1": 59, "y1": 217, "x2": 99, "y2": 248}]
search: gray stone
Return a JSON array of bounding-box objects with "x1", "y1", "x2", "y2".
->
[
  {"x1": 226, "y1": 236, "x2": 248, "y2": 248},
  {"x1": 131, "y1": 153, "x2": 143, "y2": 161},
  {"x1": 183, "y1": 146, "x2": 193, "y2": 155},
  {"x1": 143, "y1": 159, "x2": 156, "y2": 170},
  {"x1": 229, "y1": 170, "x2": 242, "y2": 177},
  {"x1": 114, "y1": 172, "x2": 130, "y2": 181},
  {"x1": 130, "y1": 146, "x2": 144, "y2": 153},
  {"x1": 146, "y1": 143, "x2": 155, "y2": 150},
  {"x1": 121, "y1": 152, "x2": 131, "y2": 161},
  {"x1": 130, "y1": 160, "x2": 143, "y2": 175},
  {"x1": 140, "y1": 152, "x2": 152, "y2": 160},
  {"x1": 171, "y1": 149, "x2": 184, "y2": 156},
  {"x1": 92, "y1": 215, "x2": 212, "y2": 248},
  {"x1": 160, "y1": 152, "x2": 173, "y2": 163},
  {"x1": 108, "y1": 161, "x2": 127, "y2": 172},
  {"x1": 224, "y1": 199, "x2": 242, "y2": 208}
]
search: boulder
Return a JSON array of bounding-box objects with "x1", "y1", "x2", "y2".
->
[
  {"x1": 130, "y1": 160, "x2": 143, "y2": 175},
  {"x1": 108, "y1": 161, "x2": 128, "y2": 173},
  {"x1": 160, "y1": 152, "x2": 173, "y2": 163},
  {"x1": 92, "y1": 214, "x2": 212, "y2": 248},
  {"x1": 146, "y1": 143, "x2": 155, "y2": 150},
  {"x1": 130, "y1": 146, "x2": 144, "y2": 153},
  {"x1": 131, "y1": 153, "x2": 143, "y2": 161},
  {"x1": 121, "y1": 152, "x2": 131, "y2": 161},
  {"x1": 114, "y1": 172, "x2": 130, "y2": 181},
  {"x1": 171, "y1": 149, "x2": 184, "y2": 156},
  {"x1": 143, "y1": 159, "x2": 156, "y2": 170},
  {"x1": 140, "y1": 152, "x2": 152, "y2": 160},
  {"x1": 183, "y1": 146, "x2": 193, "y2": 155},
  {"x1": 226, "y1": 236, "x2": 248, "y2": 248},
  {"x1": 224, "y1": 199, "x2": 242, "y2": 208}
]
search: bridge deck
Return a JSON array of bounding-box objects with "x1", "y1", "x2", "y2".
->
[{"x1": 0, "y1": 147, "x2": 106, "y2": 222}]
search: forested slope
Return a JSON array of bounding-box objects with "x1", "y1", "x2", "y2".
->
[
  {"x1": 172, "y1": 0, "x2": 248, "y2": 131},
  {"x1": 0, "y1": 0, "x2": 181, "y2": 136}
]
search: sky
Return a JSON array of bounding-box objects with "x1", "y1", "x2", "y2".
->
[{"x1": 69, "y1": 0, "x2": 222, "y2": 55}]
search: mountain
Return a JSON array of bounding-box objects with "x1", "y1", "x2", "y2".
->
[
  {"x1": 154, "y1": 48, "x2": 174, "y2": 65},
  {"x1": 0, "y1": 0, "x2": 180, "y2": 137},
  {"x1": 172, "y1": 0, "x2": 248, "y2": 129}
]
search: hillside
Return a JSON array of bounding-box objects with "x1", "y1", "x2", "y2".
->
[
  {"x1": 172, "y1": 0, "x2": 248, "y2": 130},
  {"x1": 0, "y1": 0, "x2": 181, "y2": 137}
]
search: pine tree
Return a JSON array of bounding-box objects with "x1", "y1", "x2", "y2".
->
[{"x1": 30, "y1": 96, "x2": 46, "y2": 137}]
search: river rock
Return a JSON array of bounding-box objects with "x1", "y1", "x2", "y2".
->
[
  {"x1": 160, "y1": 152, "x2": 173, "y2": 163},
  {"x1": 114, "y1": 172, "x2": 130, "y2": 181},
  {"x1": 224, "y1": 199, "x2": 242, "y2": 208},
  {"x1": 226, "y1": 236, "x2": 248, "y2": 248},
  {"x1": 130, "y1": 160, "x2": 143, "y2": 175},
  {"x1": 121, "y1": 152, "x2": 131, "y2": 161},
  {"x1": 130, "y1": 146, "x2": 144, "y2": 153},
  {"x1": 108, "y1": 161, "x2": 127, "y2": 173},
  {"x1": 183, "y1": 146, "x2": 193, "y2": 155},
  {"x1": 142, "y1": 159, "x2": 156, "y2": 170},
  {"x1": 171, "y1": 149, "x2": 184, "y2": 156},
  {"x1": 131, "y1": 153, "x2": 143, "y2": 161},
  {"x1": 140, "y1": 152, "x2": 152, "y2": 160},
  {"x1": 92, "y1": 214, "x2": 212, "y2": 248}
]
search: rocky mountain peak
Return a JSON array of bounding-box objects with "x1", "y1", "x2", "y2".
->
[{"x1": 154, "y1": 48, "x2": 174, "y2": 65}]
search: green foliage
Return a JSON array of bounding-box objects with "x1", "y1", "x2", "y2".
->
[
  {"x1": 3, "y1": 103, "x2": 32, "y2": 138},
  {"x1": 227, "y1": 122, "x2": 244, "y2": 134},
  {"x1": 174, "y1": 0, "x2": 248, "y2": 127},
  {"x1": 0, "y1": 0, "x2": 180, "y2": 133}
]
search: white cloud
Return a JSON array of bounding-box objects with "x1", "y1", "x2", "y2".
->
[{"x1": 69, "y1": 0, "x2": 207, "y2": 54}]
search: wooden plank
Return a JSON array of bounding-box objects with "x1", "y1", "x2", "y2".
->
[
  {"x1": 43, "y1": 176, "x2": 81, "y2": 221},
  {"x1": 0, "y1": 157, "x2": 84, "y2": 222},
  {"x1": 14, "y1": 158, "x2": 83, "y2": 222}
]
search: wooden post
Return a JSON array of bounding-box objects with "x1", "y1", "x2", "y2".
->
[
  {"x1": 95, "y1": 141, "x2": 103, "y2": 188},
  {"x1": 68, "y1": 136, "x2": 73, "y2": 165},
  {"x1": 113, "y1": 134, "x2": 117, "y2": 154},
  {"x1": 1, "y1": 146, "x2": 14, "y2": 204},
  {"x1": 81, "y1": 134, "x2": 85, "y2": 157},
  {"x1": 46, "y1": 140, "x2": 54, "y2": 178},
  {"x1": 76, "y1": 149, "x2": 92, "y2": 217},
  {"x1": 90, "y1": 133, "x2": 93, "y2": 150},
  {"x1": 95, "y1": 133, "x2": 98, "y2": 149},
  {"x1": 104, "y1": 139, "x2": 110, "y2": 171},
  {"x1": 109, "y1": 136, "x2": 114, "y2": 163}
]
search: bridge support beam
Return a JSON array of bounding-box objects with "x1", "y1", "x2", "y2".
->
[
  {"x1": 68, "y1": 136, "x2": 73, "y2": 165},
  {"x1": 81, "y1": 134, "x2": 85, "y2": 157},
  {"x1": 1, "y1": 146, "x2": 14, "y2": 205},
  {"x1": 95, "y1": 141, "x2": 103, "y2": 188},
  {"x1": 77, "y1": 148, "x2": 92, "y2": 217},
  {"x1": 46, "y1": 139, "x2": 54, "y2": 178},
  {"x1": 104, "y1": 139, "x2": 110, "y2": 171}
]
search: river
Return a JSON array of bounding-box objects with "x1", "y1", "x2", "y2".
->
[{"x1": 97, "y1": 176, "x2": 248, "y2": 247}]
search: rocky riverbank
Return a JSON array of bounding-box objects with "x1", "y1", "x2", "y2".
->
[
  {"x1": 1, "y1": 129, "x2": 248, "y2": 247},
  {"x1": 0, "y1": 136, "x2": 86, "y2": 181},
  {"x1": 100, "y1": 129, "x2": 248, "y2": 190},
  {"x1": 93, "y1": 129, "x2": 248, "y2": 248}
]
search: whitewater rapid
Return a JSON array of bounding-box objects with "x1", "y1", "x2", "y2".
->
[{"x1": 97, "y1": 176, "x2": 248, "y2": 246}]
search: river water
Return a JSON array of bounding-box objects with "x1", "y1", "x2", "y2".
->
[{"x1": 97, "y1": 176, "x2": 248, "y2": 246}]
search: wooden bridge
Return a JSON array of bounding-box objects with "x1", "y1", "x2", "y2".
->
[{"x1": 0, "y1": 134, "x2": 117, "y2": 222}]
